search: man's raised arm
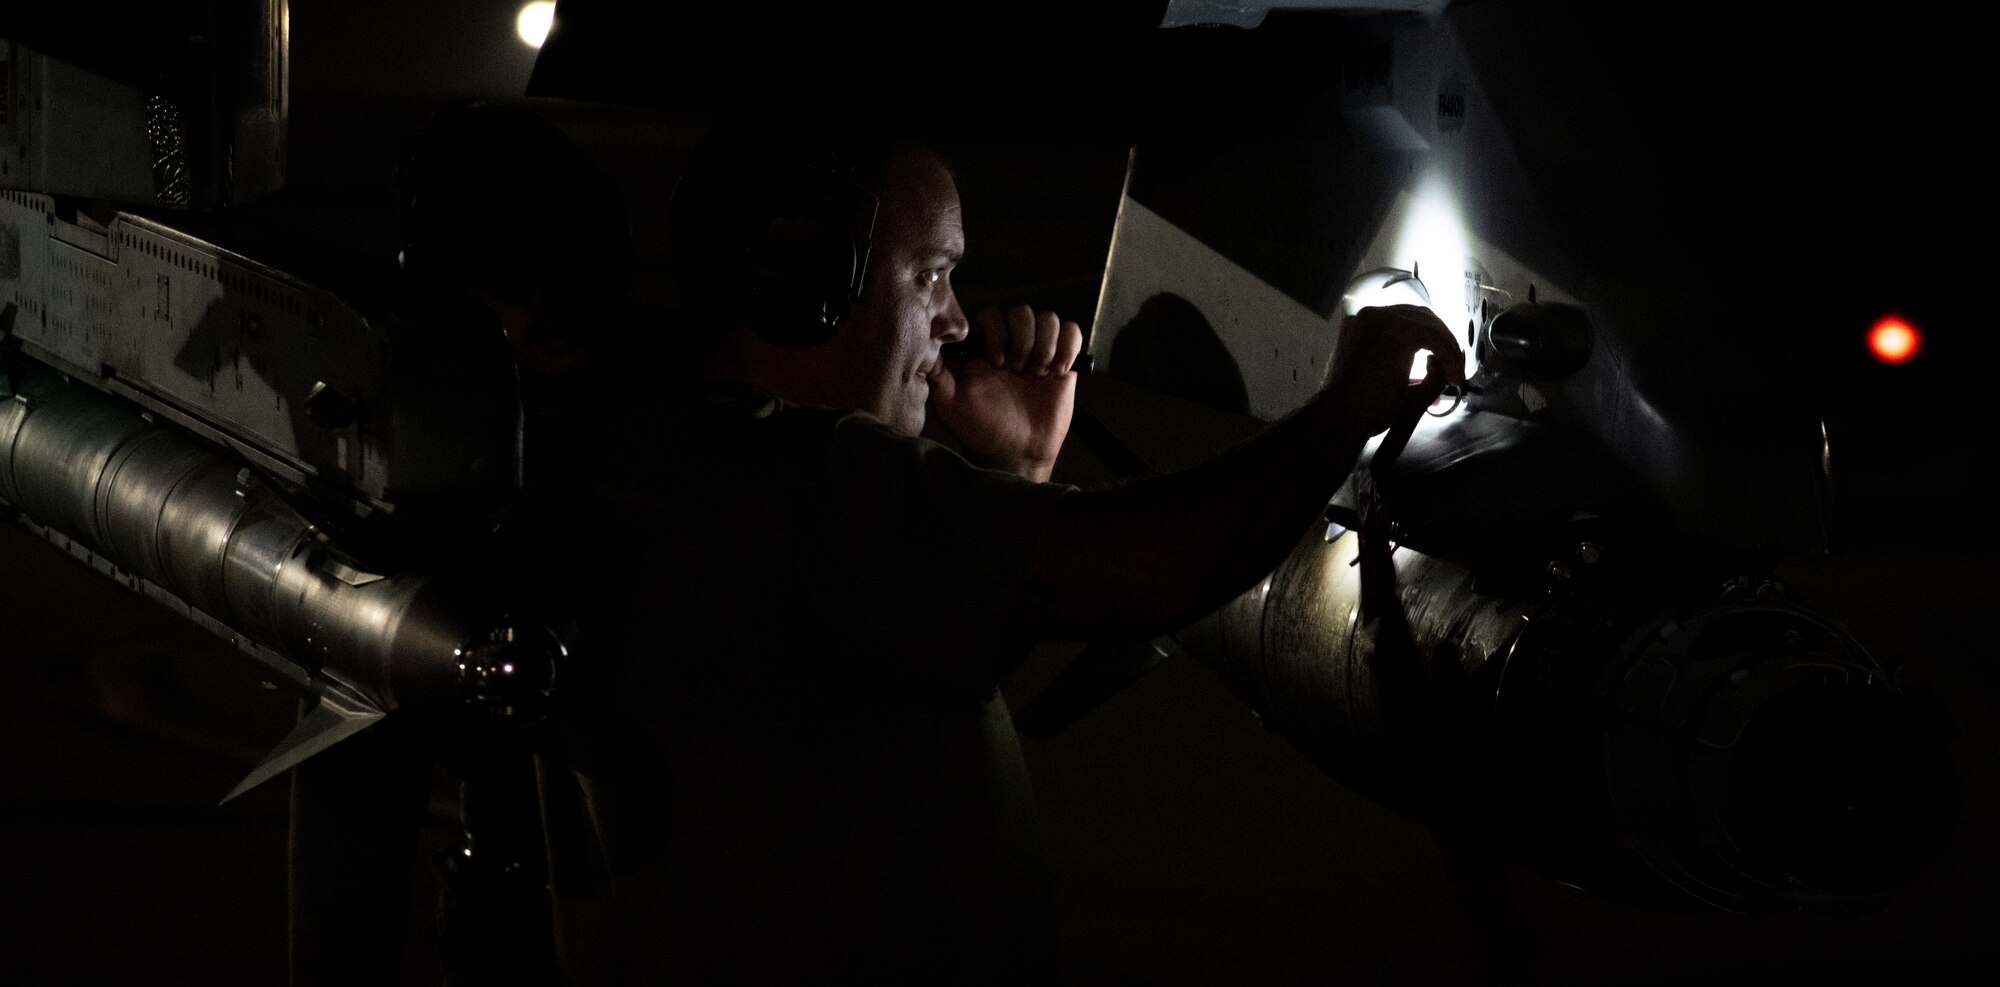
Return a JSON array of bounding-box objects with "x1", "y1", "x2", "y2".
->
[{"x1": 1015, "y1": 303, "x2": 1464, "y2": 640}]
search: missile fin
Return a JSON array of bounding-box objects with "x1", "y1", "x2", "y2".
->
[{"x1": 219, "y1": 685, "x2": 386, "y2": 805}]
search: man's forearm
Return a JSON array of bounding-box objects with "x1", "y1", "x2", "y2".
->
[{"x1": 1014, "y1": 391, "x2": 1372, "y2": 640}]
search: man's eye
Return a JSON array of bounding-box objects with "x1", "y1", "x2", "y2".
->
[{"x1": 919, "y1": 269, "x2": 944, "y2": 287}]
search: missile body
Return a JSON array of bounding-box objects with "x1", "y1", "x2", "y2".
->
[
  {"x1": 1178, "y1": 414, "x2": 1957, "y2": 912},
  {"x1": 4, "y1": 354, "x2": 543, "y2": 710},
  {"x1": 0, "y1": 185, "x2": 565, "y2": 797},
  {"x1": 1, "y1": 351, "x2": 563, "y2": 797}
]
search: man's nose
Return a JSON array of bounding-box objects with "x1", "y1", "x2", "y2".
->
[{"x1": 933, "y1": 290, "x2": 969, "y2": 343}]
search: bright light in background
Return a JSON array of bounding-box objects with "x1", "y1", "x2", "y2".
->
[
  {"x1": 1867, "y1": 315, "x2": 1921, "y2": 365},
  {"x1": 516, "y1": 2, "x2": 556, "y2": 48},
  {"x1": 1388, "y1": 176, "x2": 1473, "y2": 379}
]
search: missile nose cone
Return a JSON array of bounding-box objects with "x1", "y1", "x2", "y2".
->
[{"x1": 456, "y1": 620, "x2": 563, "y2": 723}]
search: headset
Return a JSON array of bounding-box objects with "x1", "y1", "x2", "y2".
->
[{"x1": 734, "y1": 153, "x2": 881, "y2": 350}]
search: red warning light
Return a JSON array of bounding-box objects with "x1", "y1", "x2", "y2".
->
[{"x1": 1867, "y1": 316, "x2": 1921, "y2": 365}]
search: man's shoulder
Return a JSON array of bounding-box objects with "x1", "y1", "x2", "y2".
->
[
  {"x1": 676, "y1": 382, "x2": 943, "y2": 466},
  {"x1": 677, "y1": 380, "x2": 843, "y2": 432}
]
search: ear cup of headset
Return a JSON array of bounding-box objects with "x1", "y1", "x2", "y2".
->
[{"x1": 739, "y1": 162, "x2": 878, "y2": 350}]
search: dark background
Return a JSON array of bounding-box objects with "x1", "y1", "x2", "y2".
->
[{"x1": 2, "y1": 1, "x2": 1992, "y2": 983}]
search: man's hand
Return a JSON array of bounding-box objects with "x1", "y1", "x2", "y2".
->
[
  {"x1": 929, "y1": 304, "x2": 1083, "y2": 482},
  {"x1": 1321, "y1": 304, "x2": 1466, "y2": 439}
]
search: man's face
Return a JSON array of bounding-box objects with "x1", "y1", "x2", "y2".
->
[{"x1": 815, "y1": 147, "x2": 968, "y2": 435}]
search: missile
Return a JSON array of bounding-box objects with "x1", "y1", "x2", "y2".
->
[
  {"x1": 1179, "y1": 501, "x2": 1957, "y2": 911},
  {"x1": 1040, "y1": 295, "x2": 1960, "y2": 912},
  {"x1": 0, "y1": 188, "x2": 568, "y2": 801},
  {"x1": 1031, "y1": 305, "x2": 1957, "y2": 911}
]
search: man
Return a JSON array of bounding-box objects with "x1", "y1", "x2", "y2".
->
[{"x1": 568, "y1": 119, "x2": 1462, "y2": 982}]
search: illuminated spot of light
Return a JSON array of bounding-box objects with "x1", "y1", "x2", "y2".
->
[
  {"x1": 1389, "y1": 174, "x2": 1475, "y2": 378},
  {"x1": 516, "y1": 2, "x2": 556, "y2": 48},
  {"x1": 1867, "y1": 315, "x2": 1921, "y2": 365}
]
